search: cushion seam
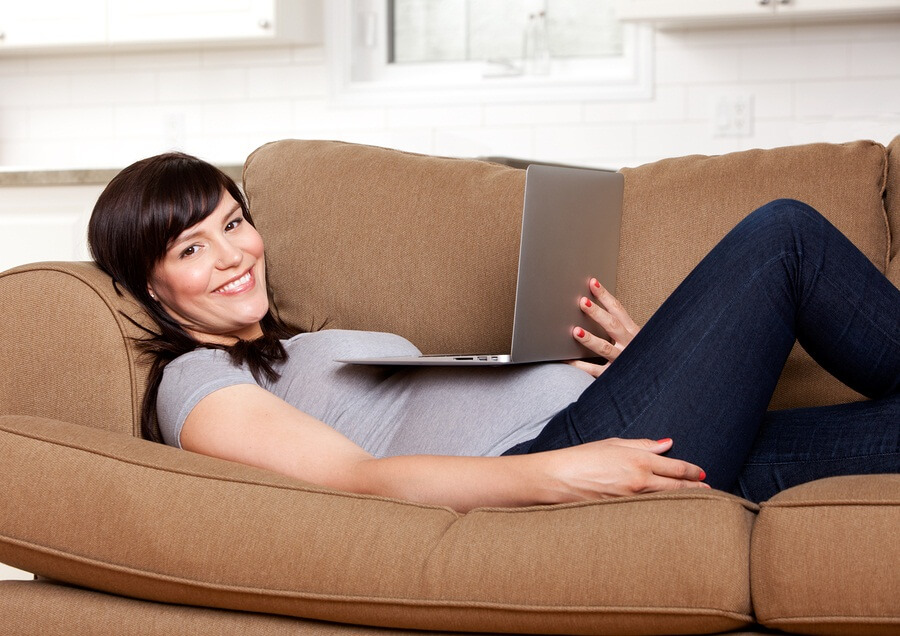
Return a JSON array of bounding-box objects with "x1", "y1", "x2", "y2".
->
[{"x1": 764, "y1": 615, "x2": 900, "y2": 624}]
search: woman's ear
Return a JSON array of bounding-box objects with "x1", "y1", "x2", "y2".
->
[{"x1": 147, "y1": 285, "x2": 157, "y2": 301}]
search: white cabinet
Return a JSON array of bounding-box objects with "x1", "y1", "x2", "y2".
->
[
  {"x1": 616, "y1": 0, "x2": 900, "y2": 28},
  {"x1": 108, "y1": 0, "x2": 319, "y2": 46},
  {"x1": 0, "y1": 0, "x2": 321, "y2": 52},
  {"x1": 0, "y1": 0, "x2": 107, "y2": 47}
]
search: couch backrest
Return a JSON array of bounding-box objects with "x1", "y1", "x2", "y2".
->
[{"x1": 244, "y1": 138, "x2": 892, "y2": 411}]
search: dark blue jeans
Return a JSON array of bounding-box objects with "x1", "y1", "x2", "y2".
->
[{"x1": 504, "y1": 199, "x2": 900, "y2": 503}]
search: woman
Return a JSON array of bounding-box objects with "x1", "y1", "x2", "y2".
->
[{"x1": 88, "y1": 152, "x2": 900, "y2": 512}]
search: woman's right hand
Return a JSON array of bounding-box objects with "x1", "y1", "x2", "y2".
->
[{"x1": 534, "y1": 437, "x2": 709, "y2": 502}]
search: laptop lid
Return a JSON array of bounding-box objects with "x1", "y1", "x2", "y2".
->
[{"x1": 508, "y1": 164, "x2": 623, "y2": 363}]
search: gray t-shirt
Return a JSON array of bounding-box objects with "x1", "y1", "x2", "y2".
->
[{"x1": 157, "y1": 330, "x2": 593, "y2": 457}]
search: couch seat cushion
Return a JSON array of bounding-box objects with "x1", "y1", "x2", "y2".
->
[
  {"x1": 1, "y1": 415, "x2": 758, "y2": 635},
  {"x1": 751, "y1": 474, "x2": 900, "y2": 635}
]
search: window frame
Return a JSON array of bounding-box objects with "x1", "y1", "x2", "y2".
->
[{"x1": 326, "y1": 0, "x2": 654, "y2": 106}]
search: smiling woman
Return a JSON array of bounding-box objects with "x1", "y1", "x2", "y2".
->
[
  {"x1": 87, "y1": 152, "x2": 296, "y2": 443},
  {"x1": 148, "y1": 193, "x2": 269, "y2": 344}
]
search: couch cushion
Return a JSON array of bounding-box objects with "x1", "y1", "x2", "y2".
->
[
  {"x1": 885, "y1": 135, "x2": 900, "y2": 286},
  {"x1": 243, "y1": 140, "x2": 525, "y2": 357},
  {"x1": 750, "y1": 474, "x2": 900, "y2": 635},
  {"x1": 0, "y1": 415, "x2": 757, "y2": 635},
  {"x1": 619, "y1": 141, "x2": 890, "y2": 410}
]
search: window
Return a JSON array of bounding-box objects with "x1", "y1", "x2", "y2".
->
[
  {"x1": 390, "y1": 0, "x2": 623, "y2": 65},
  {"x1": 327, "y1": 0, "x2": 653, "y2": 104}
]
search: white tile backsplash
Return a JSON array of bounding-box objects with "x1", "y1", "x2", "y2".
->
[
  {"x1": 851, "y1": 39, "x2": 900, "y2": 79},
  {"x1": 655, "y1": 46, "x2": 742, "y2": 85},
  {"x1": 387, "y1": 104, "x2": 484, "y2": 129},
  {"x1": 483, "y1": 102, "x2": 584, "y2": 127},
  {"x1": 739, "y1": 42, "x2": 851, "y2": 82},
  {"x1": 795, "y1": 78, "x2": 900, "y2": 119},
  {"x1": 0, "y1": 19, "x2": 898, "y2": 171}
]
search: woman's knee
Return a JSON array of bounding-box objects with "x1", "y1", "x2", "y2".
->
[
  {"x1": 741, "y1": 198, "x2": 828, "y2": 246},
  {"x1": 752, "y1": 198, "x2": 825, "y2": 229}
]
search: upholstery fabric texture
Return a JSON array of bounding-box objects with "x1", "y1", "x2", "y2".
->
[
  {"x1": 751, "y1": 475, "x2": 900, "y2": 635},
  {"x1": 242, "y1": 139, "x2": 526, "y2": 357},
  {"x1": 0, "y1": 262, "x2": 152, "y2": 437}
]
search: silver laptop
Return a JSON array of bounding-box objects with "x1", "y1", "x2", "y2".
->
[{"x1": 337, "y1": 164, "x2": 624, "y2": 366}]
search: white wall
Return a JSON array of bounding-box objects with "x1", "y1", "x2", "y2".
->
[{"x1": 1, "y1": 18, "x2": 899, "y2": 172}]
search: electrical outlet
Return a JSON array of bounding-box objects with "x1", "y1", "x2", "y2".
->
[{"x1": 713, "y1": 95, "x2": 754, "y2": 138}]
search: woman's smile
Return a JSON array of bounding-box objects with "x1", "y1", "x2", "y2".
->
[
  {"x1": 148, "y1": 191, "x2": 269, "y2": 344},
  {"x1": 214, "y1": 269, "x2": 255, "y2": 295}
]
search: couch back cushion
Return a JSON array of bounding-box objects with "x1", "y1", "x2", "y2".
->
[
  {"x1": 243, "y1": 140, "x2": 525, "y2": 356},
  {"x1": 243, "y1": 139, "x2": 890, "y2": 410},
  {"x1": 619, "y1": 140, "x2": 889, "y2": 409}
]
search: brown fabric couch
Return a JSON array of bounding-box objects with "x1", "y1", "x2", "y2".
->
[{"x1": 1, "y1": 137, "x2": 898, "y2": 636}]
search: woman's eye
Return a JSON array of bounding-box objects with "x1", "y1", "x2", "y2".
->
[
  {"x1": 225, "y1": 217, "x2": 243, "y2": 232},
  {"x1": 180, "y1": 245, "x2": 197, "y2": 258}
]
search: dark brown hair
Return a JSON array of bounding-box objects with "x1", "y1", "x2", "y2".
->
[{"x1": 88, "y1": 152, "x2": 295, "y2": 442}]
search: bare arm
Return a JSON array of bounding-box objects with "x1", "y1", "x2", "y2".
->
[{"x1": 182, "y1": 383, "x2": 708, "y2": 513}]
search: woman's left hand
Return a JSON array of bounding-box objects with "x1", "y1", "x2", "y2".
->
[{"x1": 568, "y1": 278, "x2": 641, "y2": 378}]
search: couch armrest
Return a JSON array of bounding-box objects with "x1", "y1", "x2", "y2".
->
[
  {"x1": 1, "y1": 414, "x2": 757, "y2": 635},
  {"x1": 0, "y1": 262, "x2": 152, "y2": 436}
]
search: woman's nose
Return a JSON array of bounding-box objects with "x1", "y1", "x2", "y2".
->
[{"x1": 215, "y1": 239, "x2": 243, "y2": 269}]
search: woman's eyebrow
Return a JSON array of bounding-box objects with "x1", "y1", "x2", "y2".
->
[
  {"x1": 169, "y1": 203, "x2": 242, "y2": 247},
  {"x1": 170, "y1": 226, "x2": 203, "y2": 247}
]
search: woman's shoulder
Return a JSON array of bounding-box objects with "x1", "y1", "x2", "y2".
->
[{"x1": 165, "y1": 345, "x2": 237, "y2": 372}]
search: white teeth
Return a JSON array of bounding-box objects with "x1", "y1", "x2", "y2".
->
[{"x1": 217, "y1": 271, "x2": 251, "y2": 293}]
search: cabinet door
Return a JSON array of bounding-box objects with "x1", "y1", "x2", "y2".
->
[
  {"x1": 0, "y1": 0, "x2": 107, "y2": 48},
  {"x1": 108, "y1": 0, "x2": 279, "y2": 44},
  {"x1": 616, "y1": 0, "x2": 776, "y2": 22},
  {"x1": 777, "y1": 0, "x2": 900, "y2": 17}
]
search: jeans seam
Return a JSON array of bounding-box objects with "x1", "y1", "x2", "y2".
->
[{"x1": 743, "y1": 450, "x2": 899, "y2": 467}]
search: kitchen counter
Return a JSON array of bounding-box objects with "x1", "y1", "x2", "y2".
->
[{"x1": 0, "y1": 165, "x2": 245, "y2": 187}]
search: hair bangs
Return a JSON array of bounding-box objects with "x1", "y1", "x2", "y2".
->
[{"x1": 141, "y1": 158, "x2": 228, "y2": 266}]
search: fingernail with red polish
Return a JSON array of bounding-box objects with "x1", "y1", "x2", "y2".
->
[
  {"x1": 593, "y1": 279, "x2": 601, "y2": 288},
  {"x1": 575, "y1": 328, "x2": 585, "y2": 338},
  {"x1": 699, "y1": 469, "x2": 707, "y2": 481},
  {"x1": 656, "y1": 438, "x2": 672, "y2": 444},
  {"x1": 583, "y1": 298, "x2": 592, "y2": 307}
]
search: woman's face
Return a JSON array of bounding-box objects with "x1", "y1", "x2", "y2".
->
[{"x1": 148, "y1": 191, "x2": 269, "y2": 344}]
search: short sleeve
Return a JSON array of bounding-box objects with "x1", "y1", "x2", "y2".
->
[{"x1": 156, "y1": 348, "x2": 258, "y2": 449}]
